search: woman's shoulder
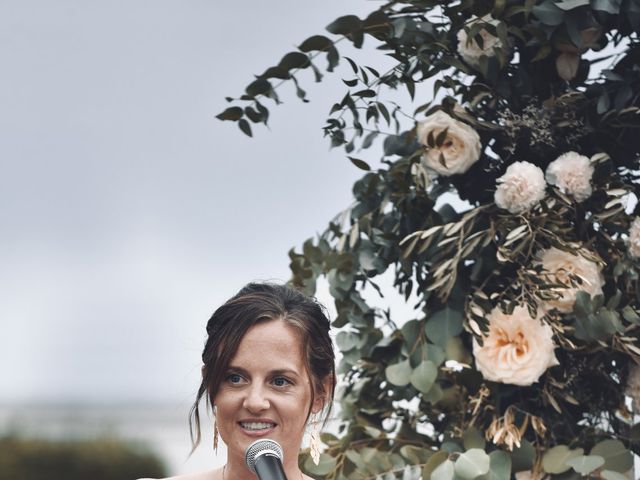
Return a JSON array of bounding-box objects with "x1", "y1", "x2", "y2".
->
[{"x1": 138, "y1": 468, "x2": 219, "y2": 480}]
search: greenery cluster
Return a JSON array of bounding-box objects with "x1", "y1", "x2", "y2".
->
[
  {"x1": 220, "y1": 0, "x2": 640, "y2": 479},
  {"x1": 0, "y1": 435, "x2": 166, "y2": 480}
]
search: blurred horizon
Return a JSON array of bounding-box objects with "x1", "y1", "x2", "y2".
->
[{"x1": 0, "y1": 402, "x2": 220, "y2": 474}]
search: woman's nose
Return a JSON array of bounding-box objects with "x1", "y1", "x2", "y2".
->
[{"x1": 243, "y1": 384, "x2": 270, "y2": 412}]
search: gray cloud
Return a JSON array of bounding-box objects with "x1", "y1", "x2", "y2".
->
[{"x1": 0, "y1": 0, "x2": 376, "y2": 403}]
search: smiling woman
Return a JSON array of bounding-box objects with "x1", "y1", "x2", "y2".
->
[{"x1": 139, "y1": 282, "x2": 336, "y2": 480}]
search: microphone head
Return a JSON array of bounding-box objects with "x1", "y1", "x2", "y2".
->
[{"x1": 244, "y1": 438, "x2": 284, "y2": 473}]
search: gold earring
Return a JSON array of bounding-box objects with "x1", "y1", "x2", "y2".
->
[
  {"x1": 309, "y1": 416, "x2": 321, "y2": 465},
  {"x1": 213, "y1": 419, "x2": 219, "y2": 453}
]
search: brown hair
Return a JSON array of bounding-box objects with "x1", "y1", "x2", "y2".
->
[{"x1": 189, "y1": 282, "x2": 336, "y2": 449}]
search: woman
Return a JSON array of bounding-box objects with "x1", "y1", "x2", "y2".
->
[{"x1": 142, "y1": 282, "x2": 336, "y2": 480}]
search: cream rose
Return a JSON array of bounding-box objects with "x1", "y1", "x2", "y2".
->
[
  {"x1": 628, "y1": 217, "x2": 640, "y2": 259},
  {"x1": 545, "y1": 151, "x2": 594, "y2": 202},
  {"x1": 473, "y1": 305, "x2": 559, "y2": 386},
  {"x1": 536, "y1": 247, "x2": 605, "y2": 313},
  {"x1": 457, "y1": 15, "x2": 504, "y2": 65},
  {"x1": 416, "y1": 110, "x2": 482, "y2": 176},
  {"x1": 494, "y1": 161, "x2": 546, "y2": 214}
]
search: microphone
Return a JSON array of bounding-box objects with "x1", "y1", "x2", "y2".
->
[{"x1": 245, "y1": 439, "x2": 288, "y2": 480}]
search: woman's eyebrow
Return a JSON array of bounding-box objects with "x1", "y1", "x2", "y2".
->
[
  {"x1": 269, "y1": 368, "x2": 300, "y2": 377},
  {"x1": 226, "y1": 366, "x2": 249, "y2": 375},
  {"x1": 226, "y1": 366, "x2": 300, "y2": 377}
]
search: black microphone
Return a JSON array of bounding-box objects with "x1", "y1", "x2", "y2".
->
[{"x1": 245, "y1": 439, "x2": 288, "y2": 480}]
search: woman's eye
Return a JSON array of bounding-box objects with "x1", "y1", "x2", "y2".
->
[
  {"x1": 272, "y1": 377, "x2": 292, "y2": 387},
  {"x1": 227, "y1": 373, "x2": 244, "y2": 384}
]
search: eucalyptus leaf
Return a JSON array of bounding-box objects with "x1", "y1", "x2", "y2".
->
[
  {"x1": 383, "y1": 134, "x2": 418, "y2": 156},
  {"x1": 441, "y1": 441, "x2": 463, "y2": 454},
  {"x1": 532, "y1": 0, "x2": 565, "y2": 24},
  {"x1": 400, "y1": 445, "x2": 433, "y2": 464},
  {"x1": 326, "y1": 45, "x2": 339, "y2": 71},
  {"x1": 573, "y1": 303, "x2": 619, "y2": 342},
  {"x1": 401, "y1": 319, "x2": 422, "y2": 347},
  {"x1": 426, "y1": 343, "x2": 446, "y2": 367},
  {"x1": 336, "y1": 331, "x2": 359, "y2": 351},
  {"x1": 245, "y1": 79, "x2": 272, "y2": 97},
  {"x1": 385, "y1": 359, "x2": 411, "y2": 386},
  {"x1": 298, "y1": 35, "x2": 333, "y2": 52},
  {"x1": 477, "y1": 451, "x2": 511, "y2": 480},
  {"x1": 258, "y1": 66, "x2": 290, "y2": 81},
  {"x1": 278, "y1": 52, "x2": 310, "y2": 70},
  {"x1": 216, "y1": 106, "x2": 243, "y2": 121},
  {"x1": 431, "y1": 459, "x2": 455, "y2": 480},
  {"x1": 591, "y1": 0, "x2": 622, "y2": 14},
  {"x1": 326, "y1": 15, "x2": 363, "y2": 35},
  {"x1": 511, "y1": 439, "x2": 535, "y2": 471},
  {"x1": 573, "y1": 291, "x2": 593, "y2": 316},
  {"x1": 555, "y1": 0, "x2": 590, "y2": 10},
  {"x1": 622, "y1": 305, "x2": 640, "y2": 323},
  {"x1": 409, "y1": 360, "x2": 437, "y2": 394},
  {"x1": 590, "y1": 439, "x2": 633, "y2": 472},
  {"x1": 542, "y1": 446, "x2": 584, "y2": 474},
  {"x1": 423, "y1": 451, "x2": 449, "y2": 479},
  {"x1": 462, "y1": 428, "x2": 486, "y2": 450},
  {"x1": 304, "y1": 453, "x2": 336, "y2": 476},
  {"x1": 345, "y1": 449, "x2": 365, "y2": 469},
  {"x1": 422, "y1": 383, "x2": 444, "y2": 403},
  {"x1": 425, "y1": 308, "x2": 464, "y2": 346},
  {"x1": 601, "y1": 470, "x2": 628, "y2": 480},
  {"x1": 565, "y1": 455, "x2": 604, "y2": 475},
  {"x1": 454, "y1": 449, "x2": 490, "y2": 479},
  {"x1": 238, "y1": 119, "x2": 252, "y2": 137}
]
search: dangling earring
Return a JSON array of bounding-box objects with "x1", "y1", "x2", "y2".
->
[
  {"x1": 213, "y1": 419, "x2": 219, "y2": 453},
  {"x1": 309, "y1": 416, "x2": 321, "y2": 466}
]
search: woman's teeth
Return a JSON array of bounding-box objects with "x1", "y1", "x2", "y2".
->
[{"x1": 241, "y1": 422, "x2": 275, "y2": 430}]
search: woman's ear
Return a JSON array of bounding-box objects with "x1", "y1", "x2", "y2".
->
[{"x1": 311, "y1": 374, "x2": 334, "y2": 414}]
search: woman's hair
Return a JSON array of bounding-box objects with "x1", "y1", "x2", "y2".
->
[{"x1": 189, "y1": 282, "x2": 336, "y2": 449}]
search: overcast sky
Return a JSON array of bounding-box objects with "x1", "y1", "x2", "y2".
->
[{"x1": 0, "y1": 0, "x2": 392, "y2": 405}]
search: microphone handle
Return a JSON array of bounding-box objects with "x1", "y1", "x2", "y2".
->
[{"x1": 254, "y1": 453, "x2": 288, "y2": 480}]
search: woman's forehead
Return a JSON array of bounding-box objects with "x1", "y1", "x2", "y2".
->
[{"x1": 230, "y1": 319, "x2": 305, "y2": 367}]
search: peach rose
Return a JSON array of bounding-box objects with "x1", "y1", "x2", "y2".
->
[
  {"x1": 536, "y1": 247, "x2": 604, "y2": 313},
  {"x1": 473, "y1": 305, "x2": 559, "y2": 386},
  {"x1": 416, "y1": 110, "x2": 482, "y2": 176}
]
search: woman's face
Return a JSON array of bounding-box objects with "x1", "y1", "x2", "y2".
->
[{"x1": 214, "y1": 318, "x2": 321, "y2": 469}]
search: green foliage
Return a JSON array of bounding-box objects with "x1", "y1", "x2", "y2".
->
[
  {"x1": 223, "y1": 0, "x2": 640, "y2": 478},
  {"x1": 542, "y1": 445, "x2": 584, "y2": 474},
  {"x1": 590, "y1": 439, "x2": 634, "y2": 472},
  {"x1": 0, "y1": 435, "x2": 166, "y2": 480},
  {"x1": 454, "y1": 449, "x2": 490, "y2": 479},
  {"x1": 478, "y1": 450, "x2": 511, "y2": 480}
]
